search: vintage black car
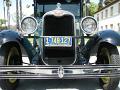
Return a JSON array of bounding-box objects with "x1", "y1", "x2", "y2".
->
[{"x1": 0, "y1": 0, "x2": 120, "y2": 90}]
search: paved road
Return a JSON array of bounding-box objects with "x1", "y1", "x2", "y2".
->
[
  {"x1": 16, "y1": 79, "x2": 120, "y2": 90},
  {"x1": 0, "y1": 79, "x2": 119, "y2": 90}
]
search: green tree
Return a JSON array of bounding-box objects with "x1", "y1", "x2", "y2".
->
[
  {"x1": 0, "y1": 19, "x2": 6, "y2": 25},
  {"x1": 89, "y1": 2, "x2": 98, "y2": 16},
  {"x1": 0, "y1": 19, "x2": 7, "y2": 30}
]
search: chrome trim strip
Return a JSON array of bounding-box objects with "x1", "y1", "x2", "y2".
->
[{"x1": 0, "y1": 65, "x2": 120, "y2": 79}]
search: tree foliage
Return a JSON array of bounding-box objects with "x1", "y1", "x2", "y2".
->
[
  {"x1": 0, "y1": 19, "x2": 6, "y2": 25},
  {"x1": 89, "y1": 2, "x2": 98, "y2": 16},
  {"x1": 5, "y1": 0, "x2": 11, "y2": 7},
  {"x1": 83, "y1": 2, "x2": 98, "y2": 16},
  {"x1": 0, "y1": 19, "x2": 7, "y2": 30}
]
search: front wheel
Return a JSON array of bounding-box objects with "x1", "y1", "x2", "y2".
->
[
  {"x1": 97, "y1": 45, "x2": 120, "y2": 90},
  {"x1": 0, "y1": 45, "x2": 22, "y2": 90}
]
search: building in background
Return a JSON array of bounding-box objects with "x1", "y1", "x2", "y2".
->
[{"x1": 94, "y1": 0, "x2": 120, "y2": 32}]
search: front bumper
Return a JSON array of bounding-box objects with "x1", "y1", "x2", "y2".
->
[{"x1": 0, "y1": 65, "x2": 120, "y2": 79}]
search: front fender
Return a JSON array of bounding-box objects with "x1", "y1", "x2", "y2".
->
[
  {"x1": 82, "y1": 30, "x2": 120, "y2": 63},
  {"x1": 0, "y1": 30, "x2": 22, "y2": 45},
  {"x1": 0, "y1": 30, "x2": 35, "y2": 64},
  {"x1": 98, "y1": 30, "x2": 120, "y2": 45}
]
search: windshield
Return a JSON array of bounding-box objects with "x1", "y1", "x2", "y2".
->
[
  {"x1": 35, "y1": 4, "x2": 80, "y2": 18},
  {"x1": 36, "y1": 0, "x2": 80, "y2": 4}
]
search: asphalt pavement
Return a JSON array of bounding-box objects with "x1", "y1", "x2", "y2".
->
[
  {"x1": 0, "y1": 78, "x2": 119, "y2": 90},
  {"x1": 15, "y1": 79, "x2": 120, "y2": 90}
]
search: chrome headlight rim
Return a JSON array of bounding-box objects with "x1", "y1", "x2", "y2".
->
[
  {"x1": 80, "y1": 16, "x2": 97, "y2": 35},
  {"x1": 20, "y1": 16, "x2": 38, "y2": 35}
]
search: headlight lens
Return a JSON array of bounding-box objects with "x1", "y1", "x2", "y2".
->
[
  {"x1": 80, "y1": 16, "x2": 97, "y2": 35},
  {"x1": 21, "y1": 16, "x2": 37, "y2": 34}
]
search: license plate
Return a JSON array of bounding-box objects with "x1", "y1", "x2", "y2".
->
[{"x1": 44, "y1": 36, "x2": 72, "y2": 47}]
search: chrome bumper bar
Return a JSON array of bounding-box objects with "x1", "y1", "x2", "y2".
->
[{"x1": 0, "y1": 65, "x2": 120, "y2": 79}]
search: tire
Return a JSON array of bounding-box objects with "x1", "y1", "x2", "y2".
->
[
  {"x1": 97, "y1": 45, "x2": 120, "y2": 90},
  {"x1": 0, "y1": 45, "x2": 22, "y2": 90}
]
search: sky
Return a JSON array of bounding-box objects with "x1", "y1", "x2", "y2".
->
[
  {"x1": 0, "y1": 0, "x2": 34, "y2": 25},
  {"x1": 91, "y1": 0, "x2": 99, "y2": 3},
  {"x1": 0, "y1": 0, "x2": 99, "y2": 25}
]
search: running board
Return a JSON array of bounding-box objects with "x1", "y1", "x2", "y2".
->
[{"x1": 0, "y1": 65, "x2": 120, "y2": 79}]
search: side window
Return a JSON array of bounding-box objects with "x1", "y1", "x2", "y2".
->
[
  {"x1": 110, "y1": 24, "x2": 113, "y2": 29},
  {"x1": 97, "y1": 14, "x2": 99, "y2": 21},
  {"x1": 101, "y1": 26, "x2": 103, "y2": 30},
  {"x1": 110, "y1": 6, "x2": 113, "y2": 16},
  {"x1": 105, "y1": 9, "x2": 108, "y2": 18},
  {"x1": 105, "y1": 25, "x2": 108, "y2": 29},
  {"x1": 118, "y1": 3, "x2": 120, "y2": 13},
  {"x1": 101, "y1": 12, "x2": 103, "y2": 20},
  {"x1": 118, "y1": 23, "x2": 120, "y2": 32}
]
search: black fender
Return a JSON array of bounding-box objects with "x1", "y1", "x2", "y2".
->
[
  {"x1": 0, "y1": 30, "x2": 36, "y2": 63},
  {"x1": 0, "y1": 30, "x2": 23, "y2": 64},
  {"x1": 0, "y1": 30, "x2": 22, "y2": 45},
  {"x1": 98, "y1": 30, "x2": 120, "y2": 45},
  {"x1": 81, "y1": 30, "x2": 120, "y2": 63}
]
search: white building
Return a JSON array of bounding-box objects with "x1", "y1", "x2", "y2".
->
[{"x1": 94, "y1": 0, "x2": 120, "y2": 32}]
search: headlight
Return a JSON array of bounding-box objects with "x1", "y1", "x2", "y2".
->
[
  {"x1": 80, "y1": 16, "x2": 97, "y2": 35},
  {"x1": 20, "y1": 16, "x2": 37, "y2": 34}
]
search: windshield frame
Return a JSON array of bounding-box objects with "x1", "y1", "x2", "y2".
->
[
  {"x1": 35, "y1": 0, "x2": 80, "y2": 4},
  {"x1": 33, "y1": 0, "x2": 83, "y2": 18}
]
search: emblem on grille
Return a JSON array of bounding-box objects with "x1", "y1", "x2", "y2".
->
[{"x1": 58, "y1": 66, "x2": 64, "y2": 78}]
